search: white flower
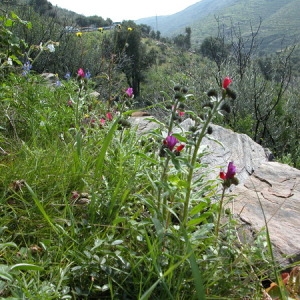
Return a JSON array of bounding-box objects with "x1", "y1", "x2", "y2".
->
[
  {"x1": 7, "y1": 57, "x2": 13, "y2": 65},
  {"x1": 47, "y1": 44, "x2": 55, "y2": 52}
]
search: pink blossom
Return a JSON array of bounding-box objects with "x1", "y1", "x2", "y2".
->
[
  {"x1": 77, "y1": 68, "x2": 85, "y2": 78},
  {"x1": 125, "y1": 87, "x2": 134, "y2": 98},
  {"x1": 106, "y1": 112, "x2": 113, "y2": 121}
]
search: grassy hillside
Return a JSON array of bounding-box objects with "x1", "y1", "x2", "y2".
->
[{"x1": 136, "y1": 0, "x2": 300, "y2": 54}]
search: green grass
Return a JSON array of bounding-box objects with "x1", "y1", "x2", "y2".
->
[{"x1": 0, "y1": 71, "x2": 284, "y2": 299}]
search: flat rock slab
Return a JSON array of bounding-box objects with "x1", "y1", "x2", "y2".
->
[{"x1": 228, "y1": 161, "x2": 300, "y2": 266}]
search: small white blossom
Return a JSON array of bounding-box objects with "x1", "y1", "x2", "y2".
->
[{"x1": 47, "y1": 44, "x2": 55, "y2": 52}]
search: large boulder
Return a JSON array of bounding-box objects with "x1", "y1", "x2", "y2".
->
[{"x1": 129, "y1": 116, "x2": 300, "y2": 266}]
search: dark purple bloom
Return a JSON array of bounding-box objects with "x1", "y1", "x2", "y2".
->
[
  {"x1": 220, "y1": 162, "x2": 237, "y2": 180},
  {"x1": 163, "y1": 135, "x2": 178, "y2": 151}
]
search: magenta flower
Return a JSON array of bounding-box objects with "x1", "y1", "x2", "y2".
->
[
  {"x1": 220, "y1": 162, "x2": 238, "y2": 187},
  {"x1": 163, "y1": 135, "x2": 179, "y2": 151},
  {"x1": 77, "y1": 68, "x2": 85, "y2": 78},
  {"x1": 222, "y1": 77, "x2": 232, "y2": 89},
  {"x1": 125, "y1": 87, "x2": 134, "y2": 98}
]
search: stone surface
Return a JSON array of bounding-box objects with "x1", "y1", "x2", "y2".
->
[
  {"x1": 129, "y1": 116, "x2": 300, "y2": 266},
  {"x1": 228, "y1": 161, "x2": 300, "y2": 266}
]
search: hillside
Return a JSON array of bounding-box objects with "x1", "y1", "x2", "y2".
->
[{"x1": 136, "y1": 0, "x2": 300, "y2": 53}]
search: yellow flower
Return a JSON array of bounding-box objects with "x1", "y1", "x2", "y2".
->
[
  {"x1": 127, "y1": 27, "x2": 133, "y2": 31},
  {"x1": 98, "y1": 27, "x2": 103, "y2": 32},
  {"x1": 76, "y1": 32, "x2": 82, "y2": 37}
]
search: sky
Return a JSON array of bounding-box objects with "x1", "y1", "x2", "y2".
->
[{"x1": 48, "y1": 0, "x2": 202, "y2": 22}]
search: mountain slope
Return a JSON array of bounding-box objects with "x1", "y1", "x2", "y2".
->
[
  {"x1": 136, "y1": 0, "x2": 300, "y2": 53},
  {"x1": 135, "y1": 0, "x2": 238, "y2": 35}
]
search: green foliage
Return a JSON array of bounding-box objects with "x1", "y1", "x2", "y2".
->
[{"x1": 1, "y1": 8, "x2": 300, "y2": 300}]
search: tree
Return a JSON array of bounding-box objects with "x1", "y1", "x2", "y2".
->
[{"x1": 200, "y1": 36, "x2": 231, "y2": 72}]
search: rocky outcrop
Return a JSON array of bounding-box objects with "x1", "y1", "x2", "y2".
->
[
  {"x1": 129, "y1": 116, "x2": 300, "y2": 267},
  {"x1": 230, "y1": 162, "x2": 300, "y2": 266}
]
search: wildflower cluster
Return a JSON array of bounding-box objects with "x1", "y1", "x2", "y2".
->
[{"x1": 220, "y1": 161, "x2": 239, "y2": 187}]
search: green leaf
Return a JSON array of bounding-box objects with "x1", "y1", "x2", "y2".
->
[
  {"x1": 187, "y1": 213, "x2": 212, "y2": 226},
  {"x1": 4, "y1": 19, "x2": 13, "y2": 27},
  {"x1": 111, "y1": 240, "x2": 123, "y2": 246},
  {"x1": 0, "y1": 265, "x2": 13, "y2": 282},
  {"x1": 189, "y1": 201, "x2": 208, "y2": 216},
  {"x1": 171, "y1": 133, "x2": 188, "y2": 143},
  {"x1": 10, "y1": 263, "x2": 44, "y2": 271},
  {"x1": 0, "y1": 242, "x2": 17, "y2": 250}
]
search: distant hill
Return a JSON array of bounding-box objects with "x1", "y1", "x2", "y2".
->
[{"x1": 136, "y1": 0, "x2": 300, "y2": 53}]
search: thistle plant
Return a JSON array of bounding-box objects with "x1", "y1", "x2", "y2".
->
[{"x1": 156, "y1": 77, "x2": 237, "y2": 228}]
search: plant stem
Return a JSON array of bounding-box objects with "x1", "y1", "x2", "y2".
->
[
  {"x1": 182, "y1": 99, "x2": 222, "y2": 226},
  {"x1": 215, "y1": 185, "x2": 226, "y2": 238}
]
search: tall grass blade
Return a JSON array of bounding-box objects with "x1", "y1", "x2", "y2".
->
[{"x1": 25, "y1": 182, "x2": 58, "y2": 234}]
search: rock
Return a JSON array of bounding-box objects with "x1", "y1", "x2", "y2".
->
[
  {"x1": 128, "y1": 116, "x2": 300, "y2": 267},
  {"x1": 128, "y1": 116, "x2": 161, "y2": 135},
  {"x1": 228, "y1": 161, "x2": 300, "y2": 266}
]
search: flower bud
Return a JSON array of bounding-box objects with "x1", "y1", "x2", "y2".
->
[
  {"x1": 226, "y1": 88, "x2": 237, "y2": 100},
  {"x1": 174, "y1": 85, "x2": 181, "y2": 91},
  {"x1": 174, "y1": 92, "x2": 183, "y2": 100},
  {"x1": 202, "y1": 102, "x2": 214, "y2": 110},
  {"x1": 207, "y1": 89, "x2": 218, "y2": 97},
  {"x1": 207, "y1": 126, "x2": 213, "y2": 134},
  {"x1": 181, "y1": 86, "x2": 188, "y2": 94},
  {"x1": 219, "y1": 102, "x2": 231, "y2": 114},
  {"x1": 178, "y1": 103, "x2": 185, "y2": 109}
]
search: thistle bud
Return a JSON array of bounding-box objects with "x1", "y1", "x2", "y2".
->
[
  {"x1": 219, "y1": 102, "x2": 231, "y2": 114},
  {"x1": 207, "y1": 126, "x2": 213, "y2": 134},
  {"x1": 174, "y1": 92, "x2": 183, "y2": 100},
  {"x1": 202, "y1": 102, "x2": 214, "y2": 109},
  {"x1": 178, "y1": 103, "x2": 185, "y2": 109},
  {"x1": 207, "y1": 89, "x2": 218, "y2": 98},
  {"x1": 181, "y1": 86, "x2": 188, "y2": 94},
  {"x1": 189, "y1": 126, "x2": 197, "y2": 132},
  {"x1": 226, "y1": 88, "x2": 237, "y2": 100}
]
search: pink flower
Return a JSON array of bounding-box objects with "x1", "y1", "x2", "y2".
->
[
  {"x1": 177, "y1": 110, "x2": 185, "y2": 117},
  {"x1": 106, "y1": 112, "x2": 113, "y2": 121},
  {"x1": 100, "y1": 118, "x2": 106, "y2": 125},
  {"x1": 222, "y1": 77, "x2": 232, "y2": 89},
  {"x1": 125, "y1": 87, "x2": 134, "y2": 98},
  {"x1": 77, "y1": 68, "x2": 85, "y2": 78}
]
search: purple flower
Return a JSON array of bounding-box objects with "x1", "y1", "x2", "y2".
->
[
  {"x1": 220, "y1": 162, "x2": 236, "y2": 180},
  {"x1": 125, "y1": 87, "x2": 134, "y2": 98},
  {"x1": 84, "y1": 70, "x2": 91, "y2": 79},
  {"x1": 64, "y1": 72, "x2": 71, "y2": 80},
  {"x1": 163, "y1": 135, "x2": 178, "y2": 151},
  {"x1": 22, "y1": 61, "x2": 32, "y2": 76},
  {"x1": 226, "y1": 161, "x2": 236, "y2": 179}
]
